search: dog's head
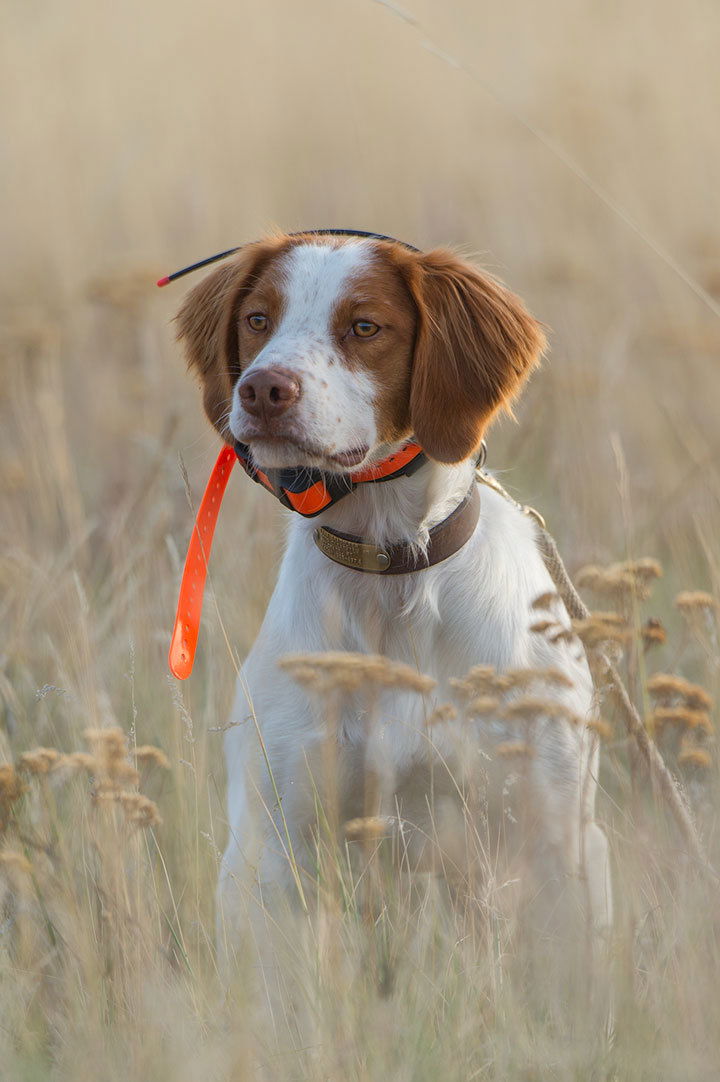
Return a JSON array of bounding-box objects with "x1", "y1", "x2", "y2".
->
[{"x1": 176, "y1": 232, "x2": 546, "y2": 469}]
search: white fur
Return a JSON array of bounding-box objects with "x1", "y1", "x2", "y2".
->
[
  {"x1": 216, "y1": 241, "x2": 612, "y2": 967},
  {"x1": 228, "y1": 242, "x2": 379, "y2": 471}
]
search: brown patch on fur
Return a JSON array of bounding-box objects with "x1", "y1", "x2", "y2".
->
[
  {"x1": 398, "y1": 247, "x2": 546, "y2": 463},
  {"x1": 330, "y1": 240, "x2": 545, "y2": 460},
  {"x1": 175, "y1": 237, "x2": 290, "y2": 438}
]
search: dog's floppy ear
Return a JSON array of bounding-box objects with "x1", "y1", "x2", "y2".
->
[
  {"x1": 175, "y1": 239, "x2": 286, "y2": 439},
  {"x1": 406, "y1": 249, "x2": 546, "y2": 463}
]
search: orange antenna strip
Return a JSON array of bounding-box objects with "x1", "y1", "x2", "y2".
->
[{"x1": 168, "y1": 445, "x2": 237, "y2": 679}]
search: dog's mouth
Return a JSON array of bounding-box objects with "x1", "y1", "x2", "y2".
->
[{"x1": 242, "y1": 436, "x2": 370, "y2": 472}]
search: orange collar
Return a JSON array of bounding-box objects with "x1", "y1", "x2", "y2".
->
[
  {"x1": 169, "y1": 441, "x2": 427, "y2": 678},
  {"x1": 233, "y1": 439, "x2": 426, "y2": 517}
]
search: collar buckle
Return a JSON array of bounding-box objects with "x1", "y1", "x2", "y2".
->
[
  {"x1": 313, "y1": 484, "x2": 481, "y2": 575},
  {"x1": 314, "y1": 528, "x2": 391, "y2": 571}
]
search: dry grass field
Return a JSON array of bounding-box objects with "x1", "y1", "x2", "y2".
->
[{"x1": 2, "y1": 1, "x2": 720, "y2": 1078}]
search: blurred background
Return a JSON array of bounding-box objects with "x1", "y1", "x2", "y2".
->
[{"x1": 2, "y1": 0, "x2": 719, "y2": 788}]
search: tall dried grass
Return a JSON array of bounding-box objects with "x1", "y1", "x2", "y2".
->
[{"x1": 2, "y1": 0, "x2": 720, "y2": 1077}]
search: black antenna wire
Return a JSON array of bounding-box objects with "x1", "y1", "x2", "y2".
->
[{"x1": 157, "y1": 229, "x2": 420, "y2": 287}]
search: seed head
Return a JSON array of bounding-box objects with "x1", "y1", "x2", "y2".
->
[
  {"x1": 425, "y1": 704, "x2": 458, "y2": 727},
  {"x1": 529, "y1": 619, "x2": 559, "y2": 635},
  {"x1": 465, "y1": 696, "x2": 500, "y2": 717},
  {"x1": 505, "y1": 667, "x2": 575, "y2": 690},
  {"x1": 343, "y1": 816, "x2": 393, "y2": 842},
  {"x1": 0, "y1": 765, "x2": 26, "y2": 830},
  {"x1": 84, "y1": 727, "x2": 128, "y2": 772},
  {"x1": 623, "y1": 558, "x2": 663, "y2": 583},
  {"x1": 83, "y1": 727, "x2": 141, "y2": 787},
  {"x1": 587, "y1": 718, "x2": 614, "y2": 742},
  {"x1": 451, "y1": 666, "x2": 515, "y2": 699},
  {"x1": 675, "y1": 591, "x2": 717, "y2": 614},
  {"x1": 454, "y1": 667, "x2": 574, "y2": 713},
  {"x1": 66, "y1": 752, "x2": 98, "y2": 773},
  {"x1": 17, "y1": 747, "x2": 61, "y2": 775},
  {"x1": 113, "y1": 762, "x2": 141, "y2": 787},
  {"x1": 642, "y1": 618, "x2": 667, "y2": 649},
  {"x1": 647, "y1": 674, "x2": 713, "y2": 712},
  {"x1": 678, "y1": 743, "x2": 712, "y2": 770},
  {"x1": 531, "y1": 591, "x2": 560, "y2": 611},
  {"x1": 118, "y1": 792, "x2": 162, "y2": 828},
  {"x1": 577, "y1": 559, "x2": 662, "y2": 603},
  {"x1": 651, "y1": 707, "x2": 713, "y2": 734},
  {"x1": 134, "y1": 745, "x2": 170, "y2": 770},
  {"x1": 280, "y1": 652, "x2": 435, "y2": 695},
  {"x1": 495, "y1": 741, "x2": 535, "y2": 759},
  {"x1": 571, "y1": 615, "x2": 631, "y2": 648},
  {"x1": 501, "y1": 696, "x2": 579, "y2": 725}
]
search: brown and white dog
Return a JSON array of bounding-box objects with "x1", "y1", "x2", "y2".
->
[{"x1": 176, "y1": 231, "x2": 612, "y2": 961}]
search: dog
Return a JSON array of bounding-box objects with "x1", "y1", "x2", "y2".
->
[{"x1": 175, "y1": 230, "x2": 612, "y2": 965}]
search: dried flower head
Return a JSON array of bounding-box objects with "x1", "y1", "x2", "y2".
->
[
  {"x1": 501, "y1": 696, "x2": 579, "y2": 725},
  {"x1": 465, "y1": 696, "x2": 500, "y2": 717},
  {"x1": 84, "y1": 727, "x2": 128, "y2": 773},
  {"x1": 455, "y1": 667, "x2": 575, "y2": 704},
  {"x1": 495, "y1": 741, "x2": 535, "y2": 759},
  {"x1": 84, "y1": 728, "x2": 142, "y2": 788},
  {"x1": 66, "y1": 752, "x2": 98, "y2": 773},
  {"x1": 343, "y1": 816, "x2": 393, "y2": 842},
  {"x1": 78, "y1": 727, "x2": 163, "y2": 822},
  {"x1": 675, "y1": 591, "x2": 718, "y2": 614},
  {"x1": 647, "y1": 674, "x2": 713, "y2": 712},
  {"x1": 280, "y1": 653, "x2": 436, "y2": 695},
  {"x1": 588, "y1": 611, "x2": 627, "y2": 628},
  {"x1": 651, "y1": 707, "x2": 713, "y2": 734},
  {"x1": 113, "y1": 762, "x2": 141, "y2": 787},
  {"x1": 531, "y1": 591, "x2": 560, "y2": 611},
  {"x1": 577, "y1": 559, "x2": 662, "y2": 603},
  {"x1": 506, "y1": 667, "x2": 575, "y2": 690},
  {"x1": 425, "y1": 704, "x2": 458, "y2": 728},
  {"x1": 623, "y1": 558, "x2": 663, "y2": 584},
  {"x1": 0, "y1": 765, "x2": 26, "y2": 830},
  {"x1": 587, "y1": 718, "x2": 614, "y2": 742},
  {"x1": 529, "y1": 619, "x2": 559, "y2": 635},
  {"x1": 17, "y1": 747, "x2": 61, "y2": 775},
  {"x1": 678, "y1": 743, "x2": 712, "y2": 770},
  {"x1": 118, "y1": 792, "x2": 162, "y2": 828},
  {"x1": 569, "y1": 615, "x2": 630, "y2": 649},
  {"x1": 451, "y1": 666, "x2": 514, "y2": 699},
  {"x1": 675, "y1": 591, "x2": 719, "y2": 641},
  {"x1": 642, "y1": 618, "x2": 667, "y2": 649},
  {"x1": 134, "y1": 745, "x2": 170, "y2": 770}
]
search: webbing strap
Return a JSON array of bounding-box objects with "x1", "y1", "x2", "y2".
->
[{"x1": 168, "y1": 446, "x2": 236, "y2": 679}]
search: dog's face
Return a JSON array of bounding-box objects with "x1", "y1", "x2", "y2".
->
[{"x1": 176, "y1": 233, "x2": 546, "y2": 469}]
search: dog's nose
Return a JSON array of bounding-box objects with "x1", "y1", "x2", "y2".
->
[{"x1": 238, "y1": 367, "x2": 302, "y2": 421}]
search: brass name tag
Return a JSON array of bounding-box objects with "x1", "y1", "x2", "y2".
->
[{"x1": 314, "y1": 528, "x2": 391, "y2": 572}]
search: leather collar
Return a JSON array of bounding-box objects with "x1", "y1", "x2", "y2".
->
[{"x1": 313, "y1": 483, "x2": 480, "y2": 574}]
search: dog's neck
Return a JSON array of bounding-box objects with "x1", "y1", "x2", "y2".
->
[{"x1": 307, "y1": 456, "x2": 477, "y2": 549}]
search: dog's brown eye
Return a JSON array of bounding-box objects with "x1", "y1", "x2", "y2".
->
[
  {"x1": 247, "y1": 313, "x2": 268, "y2": 332},
  {"x1": 352, "y1": 320, "x2": 380, "y2": 338}
]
